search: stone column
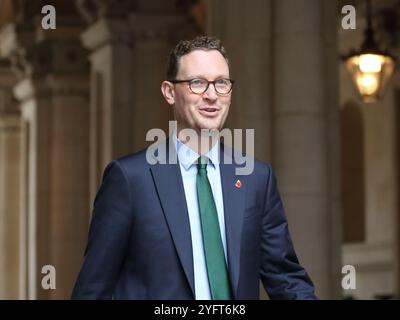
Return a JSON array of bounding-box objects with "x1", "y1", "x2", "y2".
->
[
  {"x1": 272, "y1": 0, "x2": 342, "y2": 299},
  {"x1": 0, "y1": 59, "x2": 20, "y2": 299},
  {"x1": 15, "y1": 77, "x2": 89, "y2": 300},
  {"x1": 81, "y1": 17, "x2": 135, "y2": 203},
  {"x1": 207, "y1": 0, "x2": 273, "y2": 162},
  {"x1": 128, "y1": 12, "x2": 197, "y2": 150},
  {"x1": 8, "y1": 19, "x2": 90, "y2": 299},
  {"x1": 324, "y1": 0, "x2": 343, "y2": 299}
]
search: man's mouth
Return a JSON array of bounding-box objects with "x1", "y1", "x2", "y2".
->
[{"x1": 199, "y1": 107, "x2": 219, "y2": 117}]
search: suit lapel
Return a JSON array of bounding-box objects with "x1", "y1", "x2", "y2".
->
[
  {"x1": 219, "y1": 149, "x2": 246, "y2": 299},
  {"x1": 149, "y1": 140, "x2": 195, "y2": 297}
]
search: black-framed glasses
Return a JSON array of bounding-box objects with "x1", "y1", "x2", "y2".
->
[{"x1": 170, "y1": 78, "x2": 235, "y2": 95}]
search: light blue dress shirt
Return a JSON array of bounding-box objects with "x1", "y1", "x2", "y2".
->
[{"x1": 172, "y1": 133, "x2": 228, "y2": 300}]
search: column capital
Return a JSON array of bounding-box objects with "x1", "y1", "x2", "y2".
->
[
  {"x1": 76, "y1": 0, "x2": 135, "y2": 24},
  {"x1": 1, "y1": 22, "x2": 87, "y2": 80},
  {"x1": 13, "y1": 73, "x2": 89, "y2": 104},
  {"x1": 128, "y1": 12, "x2": 196, "y2": 42},
  {"x1": 81, "y1": 18, "x2": 133, "y2": 51},
  {"x1": 13, "y1": 77, "x2": 48, "y2": 103},
  {"x1": 0, "y1": 23, "x2": 35, "y2": 78}
]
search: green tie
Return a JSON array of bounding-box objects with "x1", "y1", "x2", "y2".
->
[{"x1": 196, "y1": 156, "x2": 232, "y2": 300}]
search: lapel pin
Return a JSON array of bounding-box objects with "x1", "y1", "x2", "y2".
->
[{"x1": 235, "y1": 179, "x2": 242, "y2": 189}]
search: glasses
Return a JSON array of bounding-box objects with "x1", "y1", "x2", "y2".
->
[{"x1": 170, "y1": 78, "x2": 235, "y2": 95}]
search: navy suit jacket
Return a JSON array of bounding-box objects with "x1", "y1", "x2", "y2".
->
[{"x1": 72, "y1": 140, "x2": 316, "y2": 299}]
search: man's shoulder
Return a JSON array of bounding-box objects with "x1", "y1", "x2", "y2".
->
[
  {"x1": 253, "y1": 158, "x2": 272, "y2": 172},
  {"x1": 111, "y1": 138, "x2": 172, "y2": 173},
  {"x1": 248, "y1": 158, "x2": 273, "y2": 180},
  {"x1": 98, "y1": 146, "x2": 149, "y2": 179},
  {"x1": 116, "y1": 147, "x2": 150, "y2": 167}
]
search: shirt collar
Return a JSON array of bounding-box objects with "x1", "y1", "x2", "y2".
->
[{"x1": 172, "y1": 131, "x2": 220, "y2": 171}]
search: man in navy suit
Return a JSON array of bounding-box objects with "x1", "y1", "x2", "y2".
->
[{"x1": 72, "y1": 36, "x2": 316, "y2": 300}]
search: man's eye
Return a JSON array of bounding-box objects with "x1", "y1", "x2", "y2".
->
[
  {"x1": 191, "y1": 79, "x2": 206, "y2": 86},
  {"x1": 216, "y1": 79, "x2": 228, "y2": 85}
]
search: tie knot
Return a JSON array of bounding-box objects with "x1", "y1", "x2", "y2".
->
[{"x1": 197, "y1": 156, "x2": 208, "y2": 171}]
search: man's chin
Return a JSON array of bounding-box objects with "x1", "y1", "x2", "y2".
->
[{"x1": 198, "y1": 121, "x2": 223, "y2": 132}]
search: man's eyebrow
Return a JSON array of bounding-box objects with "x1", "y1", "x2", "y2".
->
[{"x1": 184, "y1": 74, "x2": 230, "y2": 79}]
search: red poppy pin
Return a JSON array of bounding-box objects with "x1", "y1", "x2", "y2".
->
[{"x1": 235, "y1": 179, "x2": 242, "y2": 188}]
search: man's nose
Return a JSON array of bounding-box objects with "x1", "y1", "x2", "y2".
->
[{"x1": 203, "y1": 83, "x2": 218, "y2": 99}]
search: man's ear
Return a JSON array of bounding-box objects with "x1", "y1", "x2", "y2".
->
[{"x1": 161, "y1": 81, "x2": 175, "y2": 105}]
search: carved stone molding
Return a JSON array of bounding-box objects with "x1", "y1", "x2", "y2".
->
[
  {"x1": 76, "y1": 0, "x2": 135, "y2": 24},
  {"x1": 81, "y1": 18, "x2": 133, "y2": 51},
  {"x1": 128, "y1": 12, "x2": 197, "y2": 43}
]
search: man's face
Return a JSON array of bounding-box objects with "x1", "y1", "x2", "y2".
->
[{"x1": 164, "y1": 50, "x2": 232, "y2": 134}]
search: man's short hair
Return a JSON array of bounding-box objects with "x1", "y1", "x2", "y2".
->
[{"x1": 166, "y1": 36, "x2": 229, "y2": 80}]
